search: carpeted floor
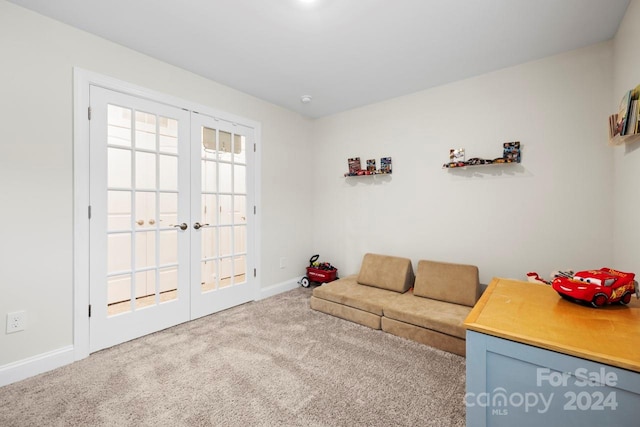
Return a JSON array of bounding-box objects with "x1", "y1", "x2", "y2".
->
[{"x1": 0, "y1": 287, "x2": 466, "y2": 426}]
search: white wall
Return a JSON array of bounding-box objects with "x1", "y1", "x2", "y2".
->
[
  {"x1": 311, "y1": 42, "x2": 614, "y2": 285},
  {"x1": 613, "y1": 0, "x2": 640, "y2": 273},
  {"x1": 0, "y1": 1, "x2": 313, "y2": 366}
]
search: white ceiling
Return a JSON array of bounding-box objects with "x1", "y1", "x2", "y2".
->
[{"x1": 8, "y1": 0, "x2": 630, "y2": 118}]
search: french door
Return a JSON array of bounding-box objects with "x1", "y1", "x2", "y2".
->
[
  {"x1": 190, "y1": 114, "x2": 255, "y2": 319},
  {"x1": 89, "y1": 86, "x2": 255, "y2": 352}
]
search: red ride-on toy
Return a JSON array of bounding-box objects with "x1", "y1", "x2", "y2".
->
[{"x1": 300, "y1": 254, "x2": 338, "y2": 288}]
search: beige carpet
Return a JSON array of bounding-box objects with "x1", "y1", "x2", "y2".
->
[{"x1": 0, "y1": 287, "x2": 466, "y2": 426}]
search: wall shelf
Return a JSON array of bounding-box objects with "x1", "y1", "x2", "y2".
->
[
  {"x1": 609, "y1": 84, "x2": 640, "y2": 146},
  {"x1": 343, "y1": 171, "x2": 392, "y2": 177},
  {"x1": 609, "y1": 133, "x2": 640, "y2": 146},
  {"x1": 442, "y1": 161, "x2": 518, "y2": 170}
]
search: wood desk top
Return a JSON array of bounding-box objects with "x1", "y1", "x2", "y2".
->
[{"x1": 465, "y1": 277, "x2": 640, "y2": 372}]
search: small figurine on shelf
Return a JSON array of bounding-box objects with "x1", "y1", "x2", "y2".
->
[
  {"x1": 450, "y1": 148, "x2": 465, "y2": 163},
  {"x1": 348, "y1": 157, "x2": 361, "y2": 175},
  {"x1": 503, "y1": 141, "x2": 521, "y2": 163},
  {"x1": 366, "y1": 159, "x2": 376, "y2": 174},
  {"x1": 379, "y1": 157, "x2": 392, "y2": 174}
]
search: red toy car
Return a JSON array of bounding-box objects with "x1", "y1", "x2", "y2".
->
[{"x1": 552, "y1": 268, "x2": 639, "y2": 307}]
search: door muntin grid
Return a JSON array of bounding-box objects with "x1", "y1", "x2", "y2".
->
[
  {"x1": 106, "y1": 104, "x2": 180, "y2": 315},
  {"x1": 200, "y1": 126, "x2": 247, "y2": 292}
]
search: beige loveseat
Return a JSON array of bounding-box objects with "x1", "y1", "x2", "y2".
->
[{"x1": 310, "y1": 254, "x2": 480, "y2": 356}]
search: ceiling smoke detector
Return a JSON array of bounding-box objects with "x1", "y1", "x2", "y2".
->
[{"x1": 301, "y1": 95, "x2": 313, "y2": 104}]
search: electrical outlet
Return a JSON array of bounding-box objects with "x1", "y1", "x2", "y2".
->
[
  {"x1": 280, "y1": 257, "x2": 287, "y2": 269},
  {"x1": 6, "y1": 311, "x2": 27, "y2": 334}
]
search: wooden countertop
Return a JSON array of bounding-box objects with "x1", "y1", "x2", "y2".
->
[{"x1": 465, "y1": 277, "x2": 640, "y2": 372}]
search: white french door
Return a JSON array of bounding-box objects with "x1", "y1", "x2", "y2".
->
[
  {"x1": 88, "y1": 85, "x2": 255, "y2": 352},
  {"x1": 190, "y1": 114, "x2": 256, "y2": 319}
]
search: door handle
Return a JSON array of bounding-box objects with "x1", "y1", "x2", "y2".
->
[
  {"x1": 173, "y1": 223, "x2": 188, "y2": 231},
  {"x1": 193, "y1": 222, "x2": 210, "y2": 230}
]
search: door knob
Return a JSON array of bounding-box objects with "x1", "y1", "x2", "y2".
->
[
  {"x1": 193, "y1": 222, "x2": 210, "y2": 230},
  {"x1": 136, "y1": 219, "x2": 144, "y2": 226},
  {"x1": 149, "y1": 219, "x2": 156, "y2": 225},
  {"x1": 173, "y1": 223, "x2": 188, "y2": 231}
]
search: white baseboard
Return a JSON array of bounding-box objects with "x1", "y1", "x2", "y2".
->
[
  {"x1": 0, "y1": 345, "x2": 74, "y2": 387},
  {"x1": 258, "y1": 277, "x2": 301, "y2": 300}
]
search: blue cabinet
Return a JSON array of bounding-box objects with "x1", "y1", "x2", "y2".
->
[
  {"x1": 466, "y1": 331, "x2": 640, "y2": 426},
  {"x1": 464, "y1": 278, "x2": 640, "y2": 426}
]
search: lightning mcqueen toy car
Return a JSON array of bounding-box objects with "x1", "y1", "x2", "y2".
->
[{"x1": 552, "y1": 268, "x2": 639, "y2": 308}]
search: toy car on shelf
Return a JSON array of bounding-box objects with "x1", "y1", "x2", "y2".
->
[
  {"x1": 300, "y1": 254, "x2": 338, "y2": 288},
  {"x1": 551, "y1": 268, "x2": 639, "y2": 307}
]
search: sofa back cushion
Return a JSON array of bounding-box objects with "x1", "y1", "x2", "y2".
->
[
  {"x1": 413, "y1": 260, "x2": 479, "y2": 307},
  {"x1": 357, "y1": 253, "x2": 414, "y2": 293}
]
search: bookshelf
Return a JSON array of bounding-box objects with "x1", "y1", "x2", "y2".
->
[
  {"x1": 610, "y1": 84, "x2": 640, "y2": 145},
  {"x1": 609, "y1": 133, "x2": 640, "y2": 146}
]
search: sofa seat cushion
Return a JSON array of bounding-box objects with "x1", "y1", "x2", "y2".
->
[
  {"x1": 312, "y1": 276, "x2": 402, "y2": 316},
  {"x1": 382, "y1": 291, "x2": 472, "y2": 339}
]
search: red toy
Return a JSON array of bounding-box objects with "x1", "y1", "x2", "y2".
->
[
  {"x1": 300, "y1": 254, "x2": 338, "y2": 288},
  {"x1": 552, "y1": 268, "x2": 639, "y2": 307}
]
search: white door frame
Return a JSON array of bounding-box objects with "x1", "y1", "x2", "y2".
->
[{"x1": 73, "y1": 68, "x2": 261, "y2": 361}]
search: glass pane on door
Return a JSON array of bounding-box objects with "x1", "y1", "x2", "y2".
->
[
  {"x1": 106, "y1": 106, "x2": 180, "y2": 316},
  {"x1": 159, "y1": 117, "x2": 178, "y2": 154},
  {"x1": 198, "y1": 125, "x2": 248, "y2": 293}
]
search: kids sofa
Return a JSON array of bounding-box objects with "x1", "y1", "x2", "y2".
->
[
  {"x1": 310, "y1": 255, "x2": 480, "y2": 356},
  {"x1": 310, "y1": 253, "x2": 414, "y2": 329}
]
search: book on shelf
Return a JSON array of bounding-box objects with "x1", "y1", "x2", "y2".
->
[
  {"x1": 627, "y1": 100, "x2": 639, "y2": 136},
  {"x1": 618, "y1": 85, "x2": 640, "y2": 136},
  {"x1": 348, "y1": 157, "x2": 361, "y2": 174},
  {"x1": 616, "y1": 90, "x2": 633, "y2": 136},
  {"x1": 634, "y1": 84, "x2": 640, "y2": 134},
  {"x1": 609, "y1": 114, "x2": 618, "y2": 139}
]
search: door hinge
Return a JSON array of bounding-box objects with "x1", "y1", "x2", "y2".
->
[
  {"x1": 253, "y1": 268, "x2": 257, "y2": 277},
  {"x1": 88, "y1": 205, "x2": 92, "y2": 219},
  {"x1": 88, "y1": 106, "x2": 92, "y2": 120},
  {"x1": 88, "y1": 304, "x2": 92, "y2": 318},
  {"x1": 253, "y1": 143, "x2": 256, "y2": 152},
  {"x1": 253, "y1": 206, "x2": 256, "y2": 215}
]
